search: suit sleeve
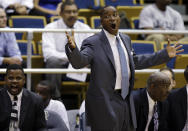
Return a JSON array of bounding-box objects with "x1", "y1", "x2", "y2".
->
[
  {"x1": 124, "y1": 36, "x2": 171, "y2": 69},
  {"x1": 65, "y1": 38, "x2": 94, "y2": 69},
  {"x1": 133, "y1": 49, "x2": 171, "y2": 69}
]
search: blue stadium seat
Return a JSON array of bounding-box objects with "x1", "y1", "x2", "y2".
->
[
  {"x1": 17, "y1": 40, "x2": 37, "y2": 55},
  {"x1": 90, "y1": 16, "x2": 100, "y2": 29},
  {"x1": 131, "y1": 40, "x2": 157, "y2": 54},
  {"x1": 104, "y1": 0, "x2": 137, "y2": 6},
  {"x1": 9, "y1": 16, "x2": 47, "y2": 40},
  {"x1": 75, "y1": 0, "x2": 103, "y2": 9},
  {"x1": 130, "y1": 17, "x2": 139, "y2": 29}
]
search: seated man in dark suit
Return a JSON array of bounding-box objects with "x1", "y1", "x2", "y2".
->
[
  {"x1": 167, "y1": 65, "x2": 188, "y2": 131},
  {"x1": 132, "y1": 72, "x2": 171, "y2": 131},
  {"x1": 0, "y1": 64, "x2": 47, "y2": 131}
]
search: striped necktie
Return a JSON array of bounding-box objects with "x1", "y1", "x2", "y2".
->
[
  {"x1": 148, "y1": 102, "x2": 159, "y2": 131},
  {"x1": 9, "y1": 96, "x2": 19, "y2": 131},
  {"x1": 116, "y1": 37, "x2": 129, "y2": 99}
]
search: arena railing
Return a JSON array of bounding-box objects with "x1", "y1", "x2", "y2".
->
[{"x1": 0, "y1": 28, "x2": 187, "y2": 90}]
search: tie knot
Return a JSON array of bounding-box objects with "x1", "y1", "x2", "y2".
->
[{"x1": 14, "y1": 96, "x2": 18, "y2": 101}]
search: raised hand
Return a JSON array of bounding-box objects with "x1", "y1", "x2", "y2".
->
[
  {"x1": 166, "y1": 39, "x2": 184, "y2": 58},
  {"x1": 65, "y1": 30, "x2": 76, "y2": 50}
]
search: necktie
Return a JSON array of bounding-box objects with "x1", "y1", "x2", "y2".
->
[
  {"x1": 116, "y1": 37, "x2": 129, "y2": 99},
  {"x1": 153, "y1": 102, "x2": 159, "y2": 131},
  {"x1": 148, "y1": 102, "x2": 159, "y2": 131},
  {"x1": 10, "y1": 96, "x2": 19, "y2": 131}
]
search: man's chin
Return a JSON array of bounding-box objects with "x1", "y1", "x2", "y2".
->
[
  {"x1": 9, "y1": 89, "x2": 19, "y2": 96},
  {"x1": 108, "y1": 29, "x2": 118, "y2": 35}
]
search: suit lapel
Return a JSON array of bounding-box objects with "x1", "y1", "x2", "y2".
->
[
  {"x1": 142, "y1": 89, "x2": 149, "y2": 124},
  {"x1": 19, "y1": 89, "x2": 30, "y2": 127},
  {"x1": 100, "y1": 30, "x2": 116, "y2": 70},
  {"x1": 2, "y1": 89, "x2": 12, "y2": 114}
]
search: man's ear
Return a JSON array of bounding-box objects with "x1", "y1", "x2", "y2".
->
[{"x1": 172, "y1": 80, "x2": 176, "y2": 88}]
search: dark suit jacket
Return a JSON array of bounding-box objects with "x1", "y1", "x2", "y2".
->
[
  {"x1": 65, "y1": 30, "x2": 170, "y2": 130},
  {"x1": 132, "y1": 88, "x2": 169, "y2": 131},
  {"x1": 167, "y1": 86, "x2": 187, "y2": 131},
  {"x1": 0, "y1": 88, "x2": 47, "y2": 131}
]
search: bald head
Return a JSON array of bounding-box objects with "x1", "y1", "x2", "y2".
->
[{"x1": 147, "y1": 72, "x2": 171, "y2": 101}]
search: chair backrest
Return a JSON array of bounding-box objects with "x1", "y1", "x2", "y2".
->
[
  {"x1": 50, "y1": 16, "x2": 87, "y2": 24},
  {"x1": 131, "y1": 40, "x2": 157, "y2": 55},
  {"x1": 67, "y1": 109, "x2": 79, "y2": 131},
  {"x1": 175, "y1": 55, "x2": 188, "y2": 69},
  {"x1": 104, "y1": 0, "x2": 137, "y2": 6},
  {"x1": 45, "y1": 110, "x2": 69, "y2": 131},
  {"x1": 90, "y1": 16, "x2": 100, "y2": 29},
  {"x1": 38, "y1": 40, "x2": 43, "y2": 55},
  {"x1": 130, "y1": 17, "x2": 139, "y2": 29},
  {"x1": 9, "y1": 16, "x2": 47, "y2": 40},
  {"x1": 161, "y1": 41, "x2": 188, "y2": 54},
  {"x1": 17, "y1": 40, "x2": 37, "y2": 55},
  {"x1": 50, "y1": 16, "x2": 61, "y2": 22}
]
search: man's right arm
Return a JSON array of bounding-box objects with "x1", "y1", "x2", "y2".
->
[{"x1": 65, "y1": 31, "x2": 93, "y2": 69}]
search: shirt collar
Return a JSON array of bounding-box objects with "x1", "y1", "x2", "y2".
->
[
  {"x1": 103, "y1": 29, "x2": 119, "y2": 38},
  {"x1": 146, "y1": 90, "x2": 156, "y2": 106},
  {"x1": 7, "y1": 89, "x2": 23, "y2": 101},
  {"x1": 186, "y1": 84, "x2": 188, "y2": 95}
]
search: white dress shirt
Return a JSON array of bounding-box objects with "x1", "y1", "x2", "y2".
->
[
  {"x1": 8, "y1": 90, "x2": 23, "y2": 131},
  {"x1": 45, "y1": 99, "x2": 70, "y2": 131},
  {"x1": 103, "y1": 29, "x2": 130, "y2": 90},
  {"x1": 42, "y1": 19, "x2": 93, "y2": 62},
  {"x1": 145, "y1": 91, "x2": 155, "y2": 131}
]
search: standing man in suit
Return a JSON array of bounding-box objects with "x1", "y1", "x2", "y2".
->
[
  {"x1": 65, "y1": 6, "x2": 183, "y2": 131},
  {"x1": 167, "y1": 65, "x2": 188, "y2": 131},
  {"x1": 132, "y1": 72, "x2": 171, "y2": 131},
  {"x1": 0, "y1": 64, "x2": 47, "y2": 131}
]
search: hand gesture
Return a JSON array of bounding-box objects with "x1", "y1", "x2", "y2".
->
[
  {"x1": 166, "y1": 39, "x2": 184, "y2": 58},
  {"x1": 65, "y1": 30, "x2": 76, "y2": 50}
]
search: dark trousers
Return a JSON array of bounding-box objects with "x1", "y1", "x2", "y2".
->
[{"x1": 91, "y1": 91, "x2": 135, "y2": 131}]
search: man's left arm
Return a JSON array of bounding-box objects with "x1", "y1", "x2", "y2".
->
[{"x1": 133, "y1": 40, "x2": 183, "y2": 69}]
